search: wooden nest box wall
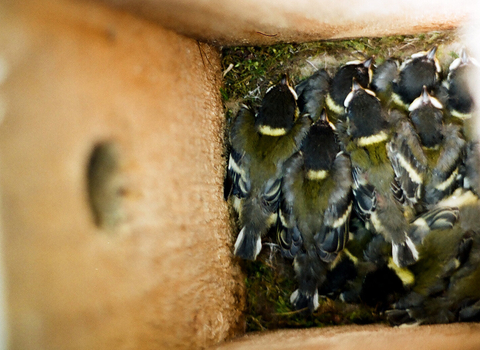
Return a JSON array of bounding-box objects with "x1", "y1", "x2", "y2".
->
[{"x1": 0, "y1": 1, "x2": 480, "y2": 349}]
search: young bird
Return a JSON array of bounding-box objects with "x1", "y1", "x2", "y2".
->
[
  {"x1": 387, "y1": 189, "x2": 480, "y2": 325},
  {"x1": 391, "y1": 46, "x2": 441, "y2": 110},
  {"x1": 371, "y1": 58, "x2": 399, "y2": 106},
  {"x1": 344, "y1": 79, "x2": 418, "y2": 268},
  {"x1": 325, "y1": 57, "x2": 374, "y2": 123},
  {"x1": 336, "y1": 206, "x2": 458, "y2": 306},
  {"x1": 445, "y1": 49, "x2": 478, "y2": 122},
  {"x1": 325, "y1": 217, "x2": 408, "y2": 307},
  {"x1": 225, "y1": 76, "x2": 312, "y2": 260},
  {"x1": 279, "y1": 110, "x2": 353, "y2": 311},
  {"x1": 463, "y1": 141, "x2": 480, "y2": 195},
  {"x1": 386, "y1": 230, "x2": 473, "y2": 325},
  {"x1": 295, "y1": 69, "x2": 330, "y2": 122},
  {"x1": 388, "y1": 87, "x2": 466, "y2": 211}
]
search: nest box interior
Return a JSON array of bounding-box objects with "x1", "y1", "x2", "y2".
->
[{"x1": 0, "y1": 1, "x2": 480, "y2": 349}]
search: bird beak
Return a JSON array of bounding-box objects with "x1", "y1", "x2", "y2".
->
[
  {"x1": 421, "y1": 86, "x2": 430, "y2": 104},
  {"x1": 461, "y1": 48, "x2": 469, "y2": 65},
  {"x1": 363, "y1": 57, "x2": 374, "y2": 69},
  {"x1": 344, "y1": 78, "x2": 362, "y2": 108},
  {"x1": 319, "y1": 109, "x2": 336, "y2": 130},
  {"x1": 352, "y1": 77, "x2": 361, "y2": 91},
  {"x1": 409, "y1": 86, "x2": 434, "y2": 111},
  {"x1": 280, "y1": 74, "x2": 298, "y2": 100},
  {"x1": 427, "y1": 46, "x2": 438, "y2": 61},
  {"x1": 425, "y1": 46, "x2": 441, "y2": 73},
  {"x1": 319, "y1": 109, "x2": 328, "y2": 122},
  {"x1": 364, "y1": 56, "x2": 374, "y2": 83},
  {"x1": 240, "y1": 103, "x2": 250, "y2": 110},
  {"x1": 417, "y1": 85, "x2": 443, "y2": 110}
]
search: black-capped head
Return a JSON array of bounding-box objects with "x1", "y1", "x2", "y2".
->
[
  {"x1": 409, "y1": 86, "x2": 444, "y2": 148},
  {"x1": 360, "y1": 265, "x2": 406, "y2": 308},
  {"x1": 460, "y1": 48, "x2": 469, "y2": 66},
  {"x1": 296, "y1": 69, "x2": 330, "y2": 122},
  {"x1": 255, "y1": 75, "x2": 298, "y2": 136},
  {"x1": 447, "y1": 49, "x2": 478, "y2": 117},
  {"x1": 329, "y1": 57, "x2": 374, "y2": 108},
  {"x1": 345, "y1": 79, "x2": 389, "y2": 143},
  {"x1": 448, "y1": 48, "x2": 471, "y2": 76},
  {"x1": 371, "y1": 59, "x2": 399, "y2": 95},
  {"x1": 394, "y1": 46, "x2": 441, "y2": 105},
  {"x1": 302, "y1": 110, "x2": 339, "y2": 176}
]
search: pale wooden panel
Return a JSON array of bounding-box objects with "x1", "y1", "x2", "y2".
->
[
  {"x1": 101, "y1": 0, "x2": 473, "y2": 45},
  {"x1": 214, "y1": 324, "x2": 480, "y2": 350},
  {"x1": 0, "y1": 1, "x2": 244, "y2": 349}
]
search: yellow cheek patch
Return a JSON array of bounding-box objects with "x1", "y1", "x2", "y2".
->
[
  {"x1": 279, "y1": 209, "x2": 289, "y2": 228},
  {"x1": 388, "y1": 257, "x2": 415, "y2": 287},
  {"x1": 437, "y1": 188, "x2": 478, "y2": 208},
  {"x1": 396, "y1": 152, "x2": 423, "y2": 184},
  {"x1": 370, "y1": 212, "x2": 384, "y2": 234},
  {"x1": 451, "y1": 109, "x2": 472, "y2": 120},
  {"x1": 391, "y1": 92, "x2": 410, "y2": 110},
  {"x1": 435, "y1": 168, "x2": 459, "y2": 191},
  {"x1": 326, "y1": 93, "x2": 345, "y2": 115},
  {"x1": 257, "y1": 125, "x2": 287, "y2": 136},
  {"x1": 434, "y1": 57, "x2": 442, "y2": 74},
  {"x1": 330, "y1": 248, "x2": 357, "y2": 269},
  {"x1": 343, "y1": 248, "x2": 358, "y2": 265},
  {"x1": 332, "y1": 203, "x2": 353, "y2": 229},
  {"x1": 287, "y1": 85, "x2": 298, "y2": 100},
  {"x1": 356, "y1": 131, "x2": 389, "y2": 147},
  {"x1": 232, "y1": 197, "x2": 243, "y2": 214},
  {"x1": 228, "y1": 154, "x2": 245, "y2": 177},
  {"x1": 306, "y1": 169, "x2": 329, "y2": 180},
  {"x1": 266, "y1": 212, "x2": 278, "y2": 227}
]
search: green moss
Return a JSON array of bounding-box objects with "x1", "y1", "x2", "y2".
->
[
  {"x1": 243, "y1": 244, "x2": 385, "y2": 331},
  {"x1": 221, "y1": 30, "x2": 457, "y2": 116},
  {"x1": 450, "y1": 51, "x2": 460, "y2": 59}
]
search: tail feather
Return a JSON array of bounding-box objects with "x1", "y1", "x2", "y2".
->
[
  {"x1": 290, "y1": 289, "x2": 319, "y2": 313},
  {"x1": 223, "y1": 170, "x2": 234, "y2": 201},
  {"x1": 278, "y1": 225, "x2": 303, "y2": 259},
  {"x1": 392, "y1": 236, "x2": 419, "y2": 267},
  {"x1": 386, "y1": 309, "x2": 416, "y2": 326},
  {"x1": 296, "y1": 70, "x2": 330, "y2": 122},
  {"x1": 423, "y1": 206, "x2": 459, "y2": 229},
  {"x1": 388, "y1": 295, "x2": 455, "y2": 325},
  {"x1": 393, "y1": 291, "x2": 425, "y2": 310},
  {"x1": 316, "y1": 227, "x2": 341, "y2": 263},
  {"x1": 371, "y1": 59, "x2": 398, "y2": 96},
  {"x1": 459, "y1": 300, "x2": 480, "y2": 321},
  {"x1": 440, "y1": 231, "x2": 475, "y2": 279},
  {"x1": 318, "y1": 250, "x2": 337, "y2": 263},
  {"x1": 234, "y1": 226, "x2": 262, "y2": 260},
  {"x1": 409, "y1": 206, "x2": 459, "y2": 244},
  {"x1": 320, "y1": 225, "x2": 348, "y2": 255},
  {"x1": 292, "y1": 250, "x2": 326, "y2": 312}
]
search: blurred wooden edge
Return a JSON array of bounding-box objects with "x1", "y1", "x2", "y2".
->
[
  {"x1": 99, "y1": 0, "x2": 473, "y2": 46},
  {"x1": 0, "y1": 0, "x2": 245, "y2": 348},
  {"x1": 213, "y1": 324, "x2": 480, "y2": 350}
]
